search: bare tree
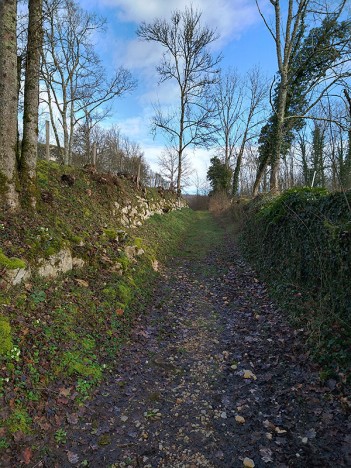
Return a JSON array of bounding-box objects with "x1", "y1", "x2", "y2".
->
[
  {"x1": 41, "y1": 0, "x2": 136, "y2": 165},
  {"x1": 137, "y1": 6, "x2": 221, "y2": 192},
  {"x1": 20, "y1": 0, "x2": 43, "y2": 207},
  {"x1": 157, "y1": 147, "x2": 193, "y2": 189},
  {"x1": 212, "y1": 67, "x2": 268, "y2": 195},
  {"x1": 290, "y1": 94, "x2": 351, "y2": 191},
  {"x1": 0, "y1": 0, "x2": 19, "y2": 210},
  {"x1": 212, "y1": 69, "x2": 243, "y2": 168},
  {"x1": 255, "y1": 0, "x2": 350, "y2": 193},
  {"x1": 192, "y1": 169, "x2": 210, "y2": 196},
  {"x1": 233, "y1": 68, "x2": 268, "y2": 195}
]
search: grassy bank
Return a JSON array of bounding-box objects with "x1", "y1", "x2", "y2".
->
[{"x1": 0, "y1": 161, "x2": 195, "y2": 455}]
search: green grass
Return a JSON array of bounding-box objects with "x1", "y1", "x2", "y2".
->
[{"x1": 178, "y1": 211, "x2": 224, "y2": 261}]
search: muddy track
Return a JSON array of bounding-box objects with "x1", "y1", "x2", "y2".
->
[{"x1": 47, "y1": 225, "x2": 350, "y2": 467}]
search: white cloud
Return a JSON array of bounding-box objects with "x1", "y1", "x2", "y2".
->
[
  {"x1": 115, "y1": 116, "x2": 149, "y2": 139},
  {"x1": 98, "y1": 0, "x2": 260, "y2": 45},
  {"x1": 140, "y1": 81, "x2": 179, "y2": 107},
  {"x1": 121, "y1": 38, "x2": 164, "y2": 71}
]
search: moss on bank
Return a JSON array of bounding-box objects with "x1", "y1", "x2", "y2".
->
[{"x1": 0, "y1": 161, "x2": 192, "y2": 453}]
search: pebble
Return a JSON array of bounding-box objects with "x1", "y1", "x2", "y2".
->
[
  {"x1": 235, "y1": 415, "x2": 246, "y2": 424},
  {"x1": 243, "y1": 457, "x2": 255, "y2": 467}
]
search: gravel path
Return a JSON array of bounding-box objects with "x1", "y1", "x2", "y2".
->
[{"x1": 49, "y1": 227, "x2": 350, "y2": 467}]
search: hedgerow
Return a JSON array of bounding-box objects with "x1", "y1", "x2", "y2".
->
[{"x1": 240, "y1": 187, "x2": 351, "y2": 372}]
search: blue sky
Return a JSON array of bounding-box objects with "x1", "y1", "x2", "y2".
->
[{"x1": 78, "y1": 0, "x2": 277, "y2": 190}]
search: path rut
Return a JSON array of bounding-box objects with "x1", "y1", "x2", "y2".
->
[{"x1": 49, "y1": 221, "x2": 350, "y2": 467}]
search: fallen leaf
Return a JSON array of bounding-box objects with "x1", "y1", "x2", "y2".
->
[
  {"x1": 75, "y1": 279, "x2": 89, "y2": 288},
  {"x1": 21, "y1": 447, "x2": 32, "y2": 465},
  {"x1": 98, "y1": 434, "x2": 111, "y2": 446},
  {"x1": 116, "y1": 309, "x2": 124, "y2": 316},
  {"x1": 59, "y1": 387, "x2": 72, "y2": 397},
  {"x1": 235, "y1": 415, "x2": 246, "y2": 424},
  {"x1": 243, "y1": 457, "x2": 255, "y2": 467},
  {"x1": 67, "y1": 451, "x2": 79, "y2": 464},
  {"x1": 275, "y1": 427, "x2": 287, "y2": 434},
  {"x1": 57, "y1": 397, "x2": 69, "y2": 405},
  {"x1": 263, "y1": 419, "x2": 276, "y2": 431},
  {"x1": 34, "y1": 416, "x2": 51, "y2": 431},
  {"x1": 66, "y1": 413, "x2": 79, "y2": 425},
  {"x1": 243, "y1": 370, "x2": 257, "y2": 380},
  {"x1": 13, "y1": 431, "x2": 26, "y2": 442}
]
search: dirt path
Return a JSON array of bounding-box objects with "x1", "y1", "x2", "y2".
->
[{"x1": 48, "y1": 214, "x2": 350, "y2": 467}]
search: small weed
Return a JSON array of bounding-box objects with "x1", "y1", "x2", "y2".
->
[
  {"x1": 7, "y1": 407, "x2": 32, "y2": 434},
  {"x1": 144, "y1": 408, "x2": 162, "y2": 420},
  {"x1": 7, "y1": 345, "x2": 21, "y2": 362},
  {"x1": 54, "y1": 428, "x2": 67, "y2": 444},
  {"x1": 0, "y1": 438, "x2": 10, "y2": 449},
  {"x1": 76, "y1": 378, "x2": 94, "y2": 400},
  {"x1": 30, "y1": 290, "x2": 46, "y2": 304}
]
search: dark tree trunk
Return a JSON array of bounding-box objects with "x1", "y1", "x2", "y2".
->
[
  {"x1": 21, "y1": 0, "x2": 43, "y2": 207},
  {"x1": 0, "y1": 0, "x2": 19, "y2": 210}
]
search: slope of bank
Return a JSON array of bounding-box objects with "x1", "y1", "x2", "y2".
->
[{"x1": 0, "y1": 161, "x2": 190, "y2": 459}]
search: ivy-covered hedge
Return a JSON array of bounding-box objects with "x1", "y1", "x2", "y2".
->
[{"x1": 240, "y1": 187, "x2": 351, "y2": 369}]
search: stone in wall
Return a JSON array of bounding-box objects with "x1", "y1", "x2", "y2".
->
[
  {"x1": 0, "y1": 266, "x2": 31, "y2": 291},
  {"x1": 3, "y1": 193, "x2": 187, "y2": 289},
  {"x1": 38, "y1": 249, "x2": 73, "y2": 278}
]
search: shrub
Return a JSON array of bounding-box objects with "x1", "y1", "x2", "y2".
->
[{"x1": 240, "y1": 188, "x2": 351, "y2": 368}]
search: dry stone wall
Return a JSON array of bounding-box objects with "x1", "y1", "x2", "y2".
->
[{"x1": 1, "y1": 194, "x2": 186, "y2": 290}]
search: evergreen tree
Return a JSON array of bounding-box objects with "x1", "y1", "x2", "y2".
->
[
  {"x1": 207, "y1": 157, "x2": 232, "y2": 195},
  {"x1": 253, "y1": 6, "x2": 351, "y2": 195}
]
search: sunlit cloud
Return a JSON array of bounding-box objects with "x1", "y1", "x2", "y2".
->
[
  {"x1": 97, "y1": 0, "x2": 261, "y2": 45},
  {"x1": 121, "y1": 38, "x2": 164, "y2": 71}
]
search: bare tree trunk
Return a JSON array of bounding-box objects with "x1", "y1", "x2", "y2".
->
[
  {"x1": 252, "y1": 156, "x2": 269, "y2": 196},
  {"x1": 16, "y1": 54, "x2": 22, "y2": 165},
  {"x1": 177, "y1": 148, "x2": 182, "y2": 192},
  {"x1": 46, "y1": 120, "x2": 50, "y2": 161},
  {"x1": 0, "y1": 0, "x2": 19, "y2": 211},
  {"x1": 177, "y1": 102, "x2": 185, "y2": 192},
  {"x1": 270, "y1": 77, "x2": 288, "y2": 192},
  {"x1": 62, "y1": 106, "x2": 69, "y2": 165},
  {"x1": 21, "y1": 0, "x2": 43, "y2": 207},
  {"x1": 92, "y1": 142, "x2": 97, "y2": 165},
  {"x1": 343, "y1": 89, "x2": 351, "y2": 188},
  {"x1": 45, "y1": 85, "x2": 63, "y2": 159},
  {"x1": 232, "y1": 127, "x2": 249, "y2": 196},
  {"x1": 290, "y1": 151, "x2": 294, "y2": 188}
]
